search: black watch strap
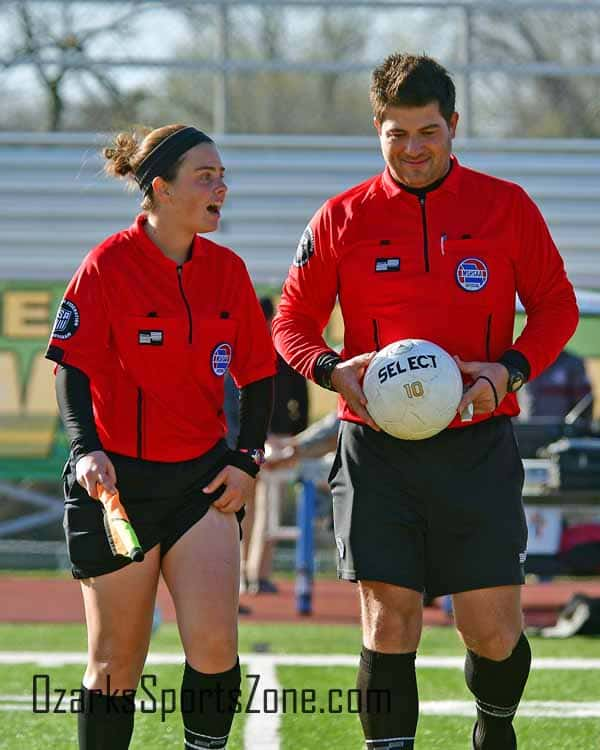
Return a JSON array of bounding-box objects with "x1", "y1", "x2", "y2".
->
[{"x1": 498, "y1": 349, "x2": 530, "y2": 393}]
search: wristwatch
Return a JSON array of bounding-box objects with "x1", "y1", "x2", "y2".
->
[
  {"x1": 505, "y1": 365, "x2": 526, "y2": 393},
  {"x1": 239, "y1": 448, "x2": 266, "y2": 466}
]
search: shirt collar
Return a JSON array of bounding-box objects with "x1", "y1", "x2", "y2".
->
[
  {"x1": 381, "y1": 154, "x2": 461, "y2": 199},
  {"x1": 128, "y1": 213, "x2": 205, "y2": 266}
]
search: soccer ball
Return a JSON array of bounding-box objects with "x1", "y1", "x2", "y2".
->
[{"x1": 363, "y1": 339, "x2": 463, "y2": 440}]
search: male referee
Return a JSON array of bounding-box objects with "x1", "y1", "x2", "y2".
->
[{"x1": 272, "y1": 54, "x2": 578, "y2": 749}]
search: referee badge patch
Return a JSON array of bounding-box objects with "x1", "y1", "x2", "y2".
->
[
  {"x1": 456, "y1": 257, "x2": 489, "y2": 292},
  {"x1": 51, "y1": 299, "x2": 80, "y2": 340},
  {"x1": 211, "y1": 342, "x2": 232, "y2": 376},
  {"x1": 293, "y1": 225, "x2": 314, "y2": 268}
]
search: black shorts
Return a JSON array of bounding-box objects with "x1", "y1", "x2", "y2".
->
[
  {"x1": 329, "y1": 417, "x2": 527, "y2": 598},
  {"x1": 63, "y1": 439, "x2": 243, "y2": 579}
]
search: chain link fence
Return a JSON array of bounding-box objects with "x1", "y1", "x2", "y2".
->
[{"x1": 1, "y1": 0, "x2": 599, "y2": 136}]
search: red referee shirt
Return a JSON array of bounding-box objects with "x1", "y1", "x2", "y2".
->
[
  {"x1": 273, "y1": 156, "x2": 579, "y2": 428},
  {"x1": 46, "y1": 214, "x2": 276, "y2": 461}
]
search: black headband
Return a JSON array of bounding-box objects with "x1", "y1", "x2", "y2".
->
[{"x1": 134, "y1": 126, "x2": 213, "y2": 195}]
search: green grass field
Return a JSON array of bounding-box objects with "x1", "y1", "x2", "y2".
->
[
  {"x1": 0, "y1": 623, "x2": 599, "y2": 749},
  {"x1": 279, "y1": 666, "x2": 600, "y2": 750}
]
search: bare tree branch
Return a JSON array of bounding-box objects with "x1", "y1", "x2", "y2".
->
[
  {"x1": 5, "y1": 0, "x2": 150, "y2": 129},
  {"x1": 472, "y1": 9, "x2": 599, "y2": 135}
]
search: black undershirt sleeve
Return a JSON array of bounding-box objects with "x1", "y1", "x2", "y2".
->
[
  {"x1": 55, "y1": 364, "x2": 103, "y2": 464},
  {"x1": 237, "y1": 376, "x2": 274, "y2": 449},
  {"x1": 226, "y1": 376, "x2": 274, "y2": 478}
]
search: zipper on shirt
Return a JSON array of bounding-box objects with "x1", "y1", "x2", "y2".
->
[
  {"x1": 177, "y1": 265, "x2": 193, "y2": 344},
  {"x1": 419, "y1": 196, "x2": 430, "y2": 272},
  {"x1": 137, "y1": 388, "x2": 144, "y2": 459},
  {"x1": 485, "y1": 314, "x2": 492, "y2": 361},
  {"x1": 372, "y1": 319, "x2": 381, "y2": 351}
]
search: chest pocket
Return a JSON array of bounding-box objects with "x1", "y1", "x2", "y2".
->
[
  {"x1": 340, "y1": 239, "x2": 437, "y2": 311},
  {"x1": 440, "y1": 239, "x2": 516, "y2": 360},
  {"x1": 115, "y1": 316, "x2": 188, "y2": 391},
  {"x1": 340, "y1": 239, "x2": 443, "y2": 354},
  {"x1": 442, "y1": 239, "x2": 513, "y2": 302}
]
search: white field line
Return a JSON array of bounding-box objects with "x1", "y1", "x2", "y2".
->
[
  {"x1": 1, "y1": 652, "x2": 600, "y2": 670},
  {"x1": 1, "y1": 695, "x2": 599, "y2": 719},
  {"x1": 243, "y1": 659, "x2": 281, "y2": 750},
  {"x1": 421, "y1": 701, "x2": 600, "y2": 719}
]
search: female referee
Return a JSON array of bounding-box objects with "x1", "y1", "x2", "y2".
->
[{"x1": 45, "y1": 124, "x2": 276, "y2": 749}]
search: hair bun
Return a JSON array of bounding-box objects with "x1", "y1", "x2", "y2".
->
[{"x1": 103, "y1": 131, "x2": 141, "y2": 178}]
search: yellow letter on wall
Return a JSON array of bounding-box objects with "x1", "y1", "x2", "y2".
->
[{"x1": 4, "y1": 291, "x2": 52, "y2": 339}]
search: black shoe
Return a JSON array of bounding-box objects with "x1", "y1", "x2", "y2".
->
[
  {"x1": 247, "y1": 578, "x2": 279, "y2": 595},
  {"x1": 257, "y1": 578, "x2": 279, "y2": 594}
]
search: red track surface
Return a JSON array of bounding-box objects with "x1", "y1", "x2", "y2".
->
[{"x1": 2, "y1": 577, "x2": 600, "y2": 628}]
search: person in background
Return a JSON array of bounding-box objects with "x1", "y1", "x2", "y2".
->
[
  {"x1": 226, "y1": 297, "x2": 309, "y2": 595},
  {"x1": 519, "y1": 349, "x2": 594, "y2": 431},
  {"x1": 264, "y1": 412, "x2": 339, "y2": 470}
]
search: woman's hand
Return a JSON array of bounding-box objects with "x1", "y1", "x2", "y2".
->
[
  {"x1": 203, "y1": 465, "x2": 256, "y2": 513},
  {"x1": 75, "y1": 450, "x2": 117, "y2": 498}
]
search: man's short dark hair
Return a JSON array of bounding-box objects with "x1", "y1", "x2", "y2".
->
[{"x1": 370, "y1": 53, "x2": 456, "y2": 125}]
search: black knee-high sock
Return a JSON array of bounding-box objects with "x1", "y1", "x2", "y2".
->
[
  {"x1": 356, "y1": 648, "x2": 418, "y2": 750},
  {"x1": 77, "y1": 685, "x2": 136, "y2": 750},
  {"x1": 180, "y1": 659, "x2": 241, "y2": 749},
  {"x1": 465, "y1": 633, "x2": 532, "y2": 750}
]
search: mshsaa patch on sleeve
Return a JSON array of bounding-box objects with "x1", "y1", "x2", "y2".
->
[{"x1": 51, "y1": 299, "x2": 80, "y2": 340}]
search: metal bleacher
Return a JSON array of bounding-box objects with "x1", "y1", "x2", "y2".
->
[{"x1": 1, "y1": 133, "x2": 599, "y2": 286}]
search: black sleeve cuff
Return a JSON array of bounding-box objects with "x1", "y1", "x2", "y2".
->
[
  {"x1": 45, "y1": 344, "x2": 65, "y2": 363},
  {"x1": 226, "y1": 450, "x2": 260, "y2": 479},
  {"x1": 313, "y1": 351, "x2": 342, "y2": 391},
  {"x1": 498, "y1": 349, "x2": 531, "y2": 381},
  {"x1": 71, "y1": 441, "x2": 104, "y2": 465}
]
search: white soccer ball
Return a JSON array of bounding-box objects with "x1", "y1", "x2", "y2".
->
[{"x1": 363, "y1": 339, "x2": 463, "y2": 440}]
